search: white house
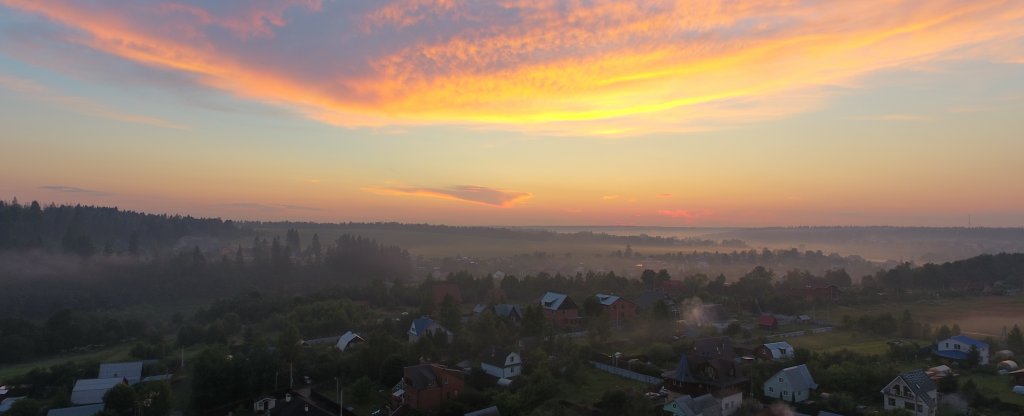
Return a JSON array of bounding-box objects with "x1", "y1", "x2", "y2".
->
[
  {"x1": 408, "y1": 316, "x2": 453, "y2": 344},
  {"x1": 881, "y1": 369, "x2": 938, "y2": 416},
  {"x1": 935, "y1": 335, "x2": 989, "y2": 365},
  {"x1": 664, "y1": 391, "x2": 743, "y2": 416},
  {"x1": 480, "y1": 347, "x2": 522, "y2": 379},
  {"x1": 763, "y1": 364, "x2": 817, "y2": 403}
]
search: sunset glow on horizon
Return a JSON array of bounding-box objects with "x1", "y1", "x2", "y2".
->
[{"x1": 2, "y1": 1, "x2": 1023, "y2": 226}]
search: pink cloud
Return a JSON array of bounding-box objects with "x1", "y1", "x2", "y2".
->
[{"x1": 364, "y1": 185, "x2": 532, "y2": 208}]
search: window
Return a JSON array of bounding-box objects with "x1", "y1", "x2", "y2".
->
[
  {"x1": 955, "y1": 344, "x2": 961, "y2": 350},
  {"x1": 779, "y1": 378, "x2": 784, "y2": 382},
  {"x1": 768, "y1": 387, "x2": 773, "y2": 392},
  {"x1": 892, "y1": 386, "x2": 899, "y2": 395},
  {"x1": 782, "y1": 391, "x2": 788, "y2": 396},
  {"x1": 889, "y1": 398, "x2": 896, "y2": 406},
  {"x1": 917, "y1": 404, "x2": 923, "y2": 412},
  {"x1": 904, "y1": 402, "x2": 915, "y2": 411}
]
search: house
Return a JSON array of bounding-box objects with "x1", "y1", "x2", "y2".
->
[
  {"x1": 595, "y1": 293, "x2": 637, "y2": 324},
  {"x1": 663, "y1": 337, "x2": 746, "y2": 402},
  {"x1": 265, "y1": 392, "x2": 341, "y2": 416},
  {"x1": 880, "y1": 369, "x2": 938, "y2": 416},
  {"x1": 493, "y1": 304, "x2": 523, "y2": 322},
  {"x1": 635, "y1": 291, "x2": 679, "y2": 317},
  {"x1": 98, "y1": 361, "x2": 144, "y2": 385},
  {"x1": 254, "y1": 395, "x2": 277, "y2": 413},
  {"x1": 70, "y1": 377, "x2": 126, "y2": 405},
  {"x1": 46, "y1": 404, "x2": 105, "y2": 416},
  {"x1": 757, "y1": 315, "x2": 778, "y2": 330},
  {"x1": 763, "y1": 364, "x2": 817, "y2": 403},
  {"x1": 480, "y1": 347, "x2": 522, "y2": 379},
  {"x1": 335, "y1": 331, "x2": 365, "y2": 351},
  {"x1": 755, "y1": 342, "x2": 795, "y2": 361},
  {"x1": 395, "y1": 364, "x2": 465, "y2": 412},
  {"x1": 935, "y1": 335, "x2": 989, "y2": 365},
  {"x1": 539, "y1": 292, "x2": 582, "y2": 328},
  {"x1": 409, "y1": 316, "x2": 454, "y2": 344},
  {"x1": 664, "y1": 390, "x2": 743, "y2": 416},
  {"x1": 433, "y1": 282, "x2": 463, "y2": 306}
]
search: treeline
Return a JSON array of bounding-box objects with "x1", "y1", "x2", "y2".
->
[
  {"x1": 0, "y1": 309, "x2": 158, "y2": 364},
  {"x1": 0, "y1": 199, "x2": 244, "y2": 255},
  {"x1": 254, "y1": 221, "x2": 745, "y2": 247},
  {"x1": 862, "y1": 253, "x2": 1024, "y2": 293},
  {"x1": 0, "y1": 231, "x2": 412, "y2": 320}
]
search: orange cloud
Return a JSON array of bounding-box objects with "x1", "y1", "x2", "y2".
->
[
  {"x1": 657, "y1": 209, "x2": 713, "y2": 222},
  {"x1": 3, "y1": 1, "x2": 1023, "y2": 135},
  {"x1": 364, "y1": 185, "x2": 532, "y2": 208},
  {"x1": 656, "y1": 193, "x2": 673, "y2": 199}
]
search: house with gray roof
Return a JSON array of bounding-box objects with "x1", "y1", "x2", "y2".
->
[
  {"x1": 98, "y1": 361, "x2": 143, "y2": 384},
  {"x1": 664, "y1": 393, "x2": 721, "y2": 416},
  {"x1": 70, "y1": 378, "x2": 126, "y2": 405},
  {"x1": 881, "y1": 369, "x2": 937, "y2": 416},
  {"x1": 755, "y1": 341, "x2": 795, "y2": 361},
  {"x1": 763, "y1": 364, "x2": 817, "y2": 403}
]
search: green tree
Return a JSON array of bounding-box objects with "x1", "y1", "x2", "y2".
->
[
  {"x1": 521, "y1": 305, "x2": 546, "y2": 337},
  {"x1": 277, "y1": 325, "x2": 302, "y2": 365},
  {"x1": 137, "y1": 381, "x2": 173, "y2": 416},
  {"x1": 350, "y1": 376, "x2": 374, "y2": 405},
  {"x1": 951, "y1": 324, "x2": 961, "y2": 336},
  {"x1": 1007, "y1": 324, "x2": 1024, "y2": 352},
  {"x1": 103, "y1": 383, "x2": 137, "y2": 416},
  {"x1": 936, "y1": 325, "x2": 952, "y2": 341},
  {"x1": 582, "y1": 296, "x2": 604, "y2": 317},
  {"x1": 438, "y1": 294, "x2": 462, "y2": 333},
  {"x1": 652, "y1": 300, "x2": 672, "y2": 321},
  {"x1": 4, "y1": 397, "x2": 43, "y2": 416}
]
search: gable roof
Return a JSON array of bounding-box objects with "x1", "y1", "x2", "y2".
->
[
  {"x1": 98, "y1": 361, "x2": 143, "y2": 383},
  {"x1": 595, "y1": 294, "x2": 620, "y2": 306},
  {"x1": 465, "y1": 406, "x2": 501, "y2": 416},
  {"x1": 481, "y1": 347, "x2": 517, "y2": 367},
  {"x1": 71, "y1": 378, "x2": 125, "y2": 405},
  {"x1": 668, "y1": 394, "x2": 721, "y2": 416},
  {"x1": 762, "y1": 341, "x2": 794, "y2": 358},
  {"x1": 693, "y1": 337, "x2": 735, "y2": 362},
  {"x1": 336, "y1": 331, "x2": 365, "y2": 351},
  {"x1": 883, "y1": 369, "x2": 937, "y2": 407},
  {"x1": 410, "y1": 317, "x2": 448, "y2": 337},
  {"x1": 46, "y1": 404, "x2": 105, "y2": 416},
  {"x1": 949, "y1": 335, "x2": 988, "y2": 349},
  {"x1": 540, "y1": 292, "x2": 570, "y2": 311},
  {"x1": 775, "y1": 364, "x2": 817, "y2": 391},
  {"x1": 758, "y1": 315, "x2": 778, "y2": 326},
  {"x1": 493, "y1": 304, "x2": 522, "y2": 319},
  {"x1": 403, "y1": 364, "x2": 463, "y2": 391}
]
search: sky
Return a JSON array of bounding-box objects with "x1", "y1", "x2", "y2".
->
[{"x1": 1, "y1": 0, "x2": 1023, "y2": 227}]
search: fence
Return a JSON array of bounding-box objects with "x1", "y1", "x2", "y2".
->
[{"x1": 589, "y1": 361, "x2": 663, "y2": 385}]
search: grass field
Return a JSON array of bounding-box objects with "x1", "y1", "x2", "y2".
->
[
  {"x1": 965, "y1": 372, "x2": 1024, "y2": 407},
  {"x1": 832, "y1": 296, "x2": 1024, "y2": 338},
  {"x1": 785, "y1": 331, "x2": 898, "y2": 356},
  {"x1": 562, "y1": 365, "x2": 650, "y2": 405},
  {"x1": 0, "y1": 343, "x2": 134, "y2": 382}
]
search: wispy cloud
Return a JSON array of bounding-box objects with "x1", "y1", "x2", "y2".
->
[
  {"x1": 656, "y1": 208, "x2": 713, "y2": 223},
  {"x1": 849, "y1": 114, "x2": 932, "y2": 122},
  {"x1": 0, "y1": 74, "x2": 185, "y2": 129},
  {"x1": 601, "y1": 195, "x2": 619, "y2": 200},
  {"x1": 364, "y1": 185, "x2": 532, "y2": 208},
  {"x1": 39, "y1": 185, "x2": 112, "y2": 197},
  {"x1": 656, "y1": 193, "x2": 673, "y2": 199},
  {"x1": 2, "y1": 1, "x2": 1022, "y2": 135}
]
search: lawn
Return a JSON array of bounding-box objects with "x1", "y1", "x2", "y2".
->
[
  {"x1": 786, "y1": 331, "x2": 895, "y2": 355},
  {"x1": 963, "y1": 372, "x2": 1024, "y2": 407},
  {"x1": 0, "y1": 343, "x2": 134, "y2": 383},
  {"x1": 561, "y1": 365, "x2": 650, "y2": 405},
  {"x1": 832, "y1": 297, "x2": 1024, "y2": 338}
]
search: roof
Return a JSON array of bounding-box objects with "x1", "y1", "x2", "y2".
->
[
  {"x1": 948, "y1": 335, "x2": 988, "y2": 349},
  {"x1": 758, "y1": 315, "x2": 778, "y2": 326},
  {"x1": 141, "y1": 374, "x2": 173, "y2": 383},
  {"x1": 98, "y1": 361, "x2": 143, "y2": 383},
  {"x1": 774, "y1": 364, "x2": 818, "y2": 391},
  {"x1": 267, "y1": 393, "x2": 339, "y2": 416},
  {"x1": 410, "y1": 317, "x2": 446, "y2": 337},
  {"x1": 71, "y1": 378, "x2": 125, "y2": 405},
  {"x1": 472, "y1": 304, "x2": 488, "y2": 314},
  {"x1": 403, "y1": 364, "x2": 462, "y2": 391},
  {"x1": 693, "y1": 337, "x2": 735, "y2": 362},
  {"x1": 884, "y1": 370, "x2": 937, "y2": 407},
  {"x1": 668, "y1": 394, "x2": 721, "y2": 416},
  {"x1": 933, "y1": 350, "x2": 969, "y2": 360},
  {"x1": 540, "y1": 292, "x2": 569, "y2": 311},
  {"x1": 465, "y1": 406, "x2": 501, "y2": 416},
  {"x1": 336, "y1": 331, "x2": 365, "y2": 351},
  {"x1": 493, "y1": 304, "x2": 522, "y2": 319},
  {"x1": 595, "y1": 294, "x2": 620, "y2": 306},
  {"x1": 0, "y1": 397, "x2": 25, "y2": 413},
  {"x1": 762, "y1": 341, "x2": 794, "y2": 359},
  {"x1": 635, "y1": 291, "x2": 672, "y2": 309},
  {"x1": 46, "y1": 404, "x2": 105, "y2": 416},
  {"x1": 481, "y1": 347, "x2": 517, "y2": 367}
]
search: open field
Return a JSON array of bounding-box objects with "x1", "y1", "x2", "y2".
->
[
  {"x1": 562, "y1": 365, "x2": 649, "y2": 405},
  {"x1": 966, "y1": 372, "x2": 1024, "y2": 407},
  {"x1": 0, "y1": 343, "x2": 134, "y2": 382},
  {"x1": 833, "y1": 296, "x2": 1024, "y2": 338},
  {"x1": 785, "y1": 331, "x2": 899, "y2": 356}
]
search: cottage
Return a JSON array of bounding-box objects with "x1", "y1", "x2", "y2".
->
[
  {"x1": 935, "y1": 335, "x2": 989, "y2": 365},
  {"x1": 98, "y1": 361, "x2": 144, "y2": 385},
  {"x1": 480, "y1": 347, "x2": 522, "y2": 379},
  {"x1": 755, "y1": 342, "x2": 795, "y2": 361},
  {"x1": 595, "y1": 293, "x2": 637, "y2": 324},
  {"x1": 395, "y1": 364, "x2": 465, "y2": 412},
  {"x1": 757, "y1": 315, "x2": 778, "y2": 330},
  {"x1": 663, "y1": 337, "x2": 746, "y2": 400},
  {"x1": 335, "y1": 331, "x2": 365, "y2": 352},
  {"x1": 763, "y1": 364, "x2": 817, "y2": 403},
  {"x1": 664, "y1": 390, "x2": 743, "y2": 416},
  {"x1": 880, "y1": 369, "x2": 938, "y2": 416},
  {"x1": 493, "y1": 304, "x2": 523, "y2": 322},
  {"x1": 254, "y1": 396, "x2": 277, "y2": 413},
  {"x1": 70, "y1": 378, "x2": 126, "y2": 405},
  {"x1": 539, "y1": 292, "x2": 582, "y2": 328},
  {"x1": 408, "y1": 316, "x2": 454, "y2": 344}
]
